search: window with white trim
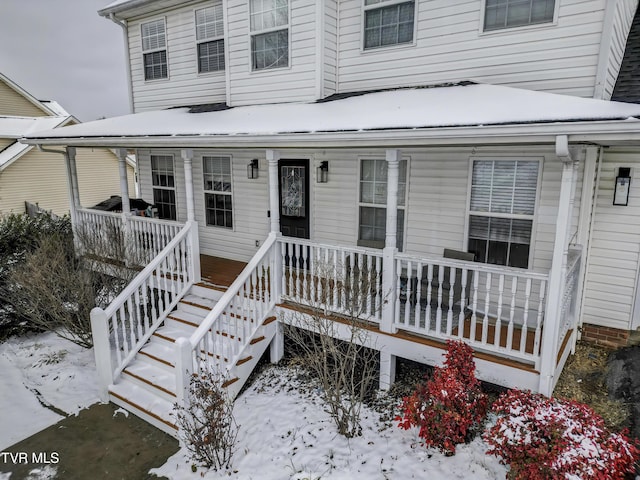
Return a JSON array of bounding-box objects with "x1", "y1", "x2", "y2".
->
[
  {"x1": 468, "y1": 159, "x2": 539, "y2": 268},
  {"x1": 358, "y1": 158, "x2": 407, "y2": 250},
  {"x1": 203, "y1": 156, "x2": 233, "y2": 228},
  {"x1": 142, "y1": 19, "x2": 168, "y2": 80},
  {"x1": 484, "y1": 0, "x2": 555, "y2": 31},
  {"x1": 196, "y1": 4, "x2": 225, "y2": 73},
  {"x1": 151, "y1": 155, "x2": 176, "y2": 220},
  {"x1": 249, "y1": 0, "x2": 289, "y2": 70},
  {"x1": 363, "y1": 0, "x2": 415, "y2": 50}
]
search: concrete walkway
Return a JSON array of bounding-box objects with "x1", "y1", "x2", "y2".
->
[{"x1": 0, "y1": 403, "x2": 179, "y2": 480}]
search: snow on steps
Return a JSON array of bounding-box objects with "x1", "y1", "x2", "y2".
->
[{"x1": 108, "y1": 282, "x2": 277, "y2": 438}]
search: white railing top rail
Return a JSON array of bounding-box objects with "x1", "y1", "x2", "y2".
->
[
  {"x1": 77, "y1": 207, "x2": 121, "y2": 219},
  {"x1": 189, "y1": 231, "x2": 278, "y2": 349},
  {"x1": 396, "y1": 251, "x2": 550, "y2": 282},
  {"x1": 103, "y1": 222, "x2": 192, "y2": 318},
  {"x1": 277, "y1": 236, "x2": 384, "y2": 258},
  {"x1": 77, "y1": 207, "x2": 184, "y2": 228}
]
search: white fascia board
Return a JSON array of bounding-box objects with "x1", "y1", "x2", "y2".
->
[{"x1": 20, "y1": 119, "x2": 640, "y2": 149}]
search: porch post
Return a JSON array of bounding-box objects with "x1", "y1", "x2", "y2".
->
[
  {"x1": 267, "y1": 149, "x2": 281, "y2": 234},
  {"x1": 117, "y1": 148, "x2": 130, "y2": 214},
  {"x1": 538, "y1": 137, "x2": 577, "y2": 396},
  {"x1": 381, "y1": 149, "x2": 400, "y2": 335},
  {"x1": 181, "y1": 149, "x2": 195, "y2": 222}
]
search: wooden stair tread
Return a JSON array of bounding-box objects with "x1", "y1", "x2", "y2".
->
[{"x1": 110, "y1": 381, "x2": 177, "y2": 431}]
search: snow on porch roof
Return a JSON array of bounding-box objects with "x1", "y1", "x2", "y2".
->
[{"x1": 22, "y1": 83, "x2": 640, "y2": 145}]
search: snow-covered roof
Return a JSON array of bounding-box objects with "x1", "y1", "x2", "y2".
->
[
  {"x1": 40, "y1": 100, "x2": 69, "y2": 117},
  {"x1": 0, "y1": 116, "x2": 67, "y2": 138},
  {"x1": 22, "y1": 83, "x2": 640, "y2": 147},
  {"x1": 0, "y1": 141, "x2": 32, "y2": 170}
]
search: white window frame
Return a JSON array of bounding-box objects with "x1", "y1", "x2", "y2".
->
[
  {"x1": 464, "y1": 156, "x2": 543, "y2": 270},
  {"x1": 150, "y1": 153, "x2": 177, "y2": 221},
  {"x1": 195, "y1": 3, "x2": 225, "y2": 74},
  {"x1": 141, "y1": 18, "x2": 169, "y2": 81},
  {"x1": 362, "y1": 0, "x2": 417, "y2": 51},
  {"x1": 357, "y1": 156, "x2": 409, "y2": 251},
  {"x1": 249, "y1": 0, "x2": 290, "y2": 71},
  {"x1": 203, "y1": 155, "x2": 234, "y2": 229},
  {"x1": 480, "y1": 0, "x2": 558, "y2": 34}
]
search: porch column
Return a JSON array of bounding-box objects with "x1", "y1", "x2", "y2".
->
[
  {"x1": 381, "y1": 149, "x2": 400, "y2": 335},
  {"x1": 181, "y1": 149, "x2": 195, "y2": 222},
  {"x1": 117, "y1": 148, "x2": 131, "y2": 214},
  {"x1": 267, "y1": 150, "x2": 281, "y2": 233},
  {"x1": 538, "y1": 137, "x2": 577, "y2": 396}
]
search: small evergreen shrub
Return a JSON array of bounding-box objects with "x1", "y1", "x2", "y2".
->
[
  {"x1": 484, "y1": 389, "x2": 639, "y2": 480},
  {"x1": 396, "y1": 340, "x2": 488, "y2": 455}
]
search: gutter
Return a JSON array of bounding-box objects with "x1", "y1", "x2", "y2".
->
[{"x1": 106, "y1": 13, "x2": 135, "y2": 114}]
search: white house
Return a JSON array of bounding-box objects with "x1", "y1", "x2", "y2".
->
[{"x1": 21, "y1": 0, "x2": 640, "y2": 436}]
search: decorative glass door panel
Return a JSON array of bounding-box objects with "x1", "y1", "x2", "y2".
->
[{"x1": 281, "y1": 166, "x2": 305, "y2": 217}]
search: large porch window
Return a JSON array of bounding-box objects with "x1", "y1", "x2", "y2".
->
[
  {"x1": 468, "y1": 159, "x2": 539, "y2": 268},
  {"x1": 203, "y1": 156, "x2": 233, "y2": 228},
  {"x1": 358, "y1": 158, "x2": 407, "y2": 250},
  {"x1": 151, "y1": 154, "x2": 177, "y2": 220}
]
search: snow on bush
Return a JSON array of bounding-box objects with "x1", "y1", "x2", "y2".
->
[
  {"x1": 396, "y1": 340, "x2": 488, "y2": 455},
  {"x1": 484, "y1": 389, "x2": 639, "y2": 480}
]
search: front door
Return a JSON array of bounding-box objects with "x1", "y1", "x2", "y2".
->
[{"x1": 279, "y1": 159, "x2": 310, "y2": 239}]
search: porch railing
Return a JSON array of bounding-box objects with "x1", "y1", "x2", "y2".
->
[
  {"x1": 91, "y1": 221, "x2": 198, "y2": 400},
  {"x1": 75, "y1": 208, "x2": 183, "y2": 265},
  {"x1": 557, "y1": 246, "x2": 583, "y2": 353},
  {"x1": 176, "y1": 232, "x2": 278, "y2": 403}
]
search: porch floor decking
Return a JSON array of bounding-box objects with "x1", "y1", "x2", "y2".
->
[{"x1": 200, "y1": 254, "x2": 247, "y2": 289}]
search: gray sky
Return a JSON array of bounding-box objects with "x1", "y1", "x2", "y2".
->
[{"x1": 0, "y1": 0, "x2": 129, "y2": 121}]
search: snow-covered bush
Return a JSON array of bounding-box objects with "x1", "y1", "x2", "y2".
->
[
  {"x1": 396, "y1": 340, "x2": 488, "y2": 455},
  {"x1": 175, "y1": 369, "x2": 239, "y2": 471},
  {"x1": 484, "y1": 389, "x2": 639, "y2": 479}
]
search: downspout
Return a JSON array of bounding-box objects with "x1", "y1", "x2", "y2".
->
[
  {"x1": 38, "y1": 145, "x2": 79, "y2": 228},
  {"x1": 107, "y1": 13, "x2": 135, "y2": 114}
]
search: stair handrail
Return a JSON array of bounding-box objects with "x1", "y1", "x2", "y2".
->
[{"x1": 188, "y1": 231, "x2": 278, "y2": 351}]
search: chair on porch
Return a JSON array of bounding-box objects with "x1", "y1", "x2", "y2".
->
[{"x1": 423, "y1": 248, "x2": 476, "y2": 310}]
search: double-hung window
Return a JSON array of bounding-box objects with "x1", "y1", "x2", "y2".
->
[
  {"x1": 358, "y1": 158, "x2": 408, "y2": 250},
  {"x1": 468, "y1": 159, "x2": 539, "y2": 268},
  {"x1": 142, "y1": 19, "x2": 168, "y2": 80},
  {"x1": 484, "y1": 0, "x2": 555, "y2": 31},
  {"x1": 363, "y1": 0, "x2": 415, "y2": 50},
  {"x1": 151, "y1": 155, "x2": 177, "y2": 220},
  {"x1": 249, "y1": 0, "x2": 289, "y2": 70},
  {"x1": 203, "y1": 156, "x2": 233, "y2": 228},
  {"x1": 195, "y1": 4, "x2": 225, "y2": 73}
]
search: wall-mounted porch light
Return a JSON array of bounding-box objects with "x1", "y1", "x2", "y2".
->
[
  {"x1": 317, "y1": 161, "x2": 329, "y2": 183},
  {"x1": 614, "y1": 167, "x2": 631, "y2": 206},
  {"x1": 247, "y1": 159, "x2": 259, "y2": 179}
]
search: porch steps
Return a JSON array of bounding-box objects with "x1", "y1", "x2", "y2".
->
[{"x1": 108, "y1": 283, "x2": 277, "y2": 438}]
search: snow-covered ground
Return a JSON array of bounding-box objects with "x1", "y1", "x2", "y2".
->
[
  {"x1": 153, "y1": 366, "x2": 508, "y2": 480},
  {"x1": 0, "y1": 332, "x2": 100, "y2": 450}
]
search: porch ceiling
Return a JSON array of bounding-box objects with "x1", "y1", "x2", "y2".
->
[{"x1": 20, "y1": 82, "x2": 640, "y2": 149}]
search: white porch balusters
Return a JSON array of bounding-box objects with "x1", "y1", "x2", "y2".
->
[
  {"x1": 538, "y1": 137, "x2": 577, "y2": 396},
  {"x1": 267, "y1": 149, "x2": 285, "y2": 363},
  {"x1": 182, "y1": 149, "x2": 201, "y2": 282},
  {"x1": 380, "y1": 149, "x2": 400, "y2": 390}
]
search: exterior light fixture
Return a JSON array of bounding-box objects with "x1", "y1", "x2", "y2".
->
[
  {"x1": 247, "y1": 159, "x2": 259, "y2": 179},
  {"x1": 317, "y1": 161, "x2": 329, "y2": 183},
  {"x1": 614, "y1": 167, "x2": 631, "y2": 206}
]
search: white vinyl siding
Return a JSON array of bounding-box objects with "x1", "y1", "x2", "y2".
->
[
  {"x1": 0, "y1": 81, "x2": 49, "y2": 117},
  {"x1": 323, "y1": 0, "x2": 338, "y2": 97},
  {"x1": 363, "y1": 0, "x2": 415, "y2": 50},
  {"x1": 141, "y1": 19, "x2": 168, "y2": 80},
  {"x1": 337, "y1": 0, "x2": 608, "y2": 98},
  {"x1": 250, "y1": 0, "x2": 289, "y2": 70},
  {"x1": 128, "y1": 1, "x2": 226, "y2": 112},
  {"x1": 195, "y1": 4, "x2": 225, "y2": 73},
  {"x1": 582, "y1": 149, "x2": 640, "y2": 331},
  {"x1": 483, "y1": 0, "x2": 556, "y2": 32}
]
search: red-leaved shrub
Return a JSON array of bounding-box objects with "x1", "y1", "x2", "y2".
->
[
  {"x1": 484, "y1": 389, "x2": 639, "y2": 480},
  {"x1": 396, "y1": 340, "x2": 488, "y2": 455}
]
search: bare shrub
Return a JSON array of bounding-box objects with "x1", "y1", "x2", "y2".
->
[
  {"x1": 175, "y1": 369, "x2": 239, "y2": 471},
  {"x1": 283, "y1": 258, "x2": 382, "y2": 438}
]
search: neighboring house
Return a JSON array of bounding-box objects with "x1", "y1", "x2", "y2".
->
[
  {"x1": 21, "y1": 0, "x2": 640, "y2": 436},
  {"x1": 0, "y1": 72, "x2": 135, "y2": 217}
]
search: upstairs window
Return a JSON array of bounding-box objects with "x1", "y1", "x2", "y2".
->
[
  {"x1": 468, "y1": 159, "x2": 539, "y2": 268},
  {"x1": 151, "y1": 155, "x2": 176, "y2": 220},
  {"x1": 203, "y1": 156, "x2": 233, "y2": 228},
  {"x1": 141, "y1": 19, "x2": 168, "y2": 80},
  {"x1": 196, "y1": 4, "x2": 225, "y2": 73},
  {"x1": 363, "y1": 0, "x2": 415, "y2": 50},
  {"x1": 250, "y1": 0, "x2": 289, "y2": 70},
  {"x1": 484, "y1": 0, "x2": 555, "y2": 31}
]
